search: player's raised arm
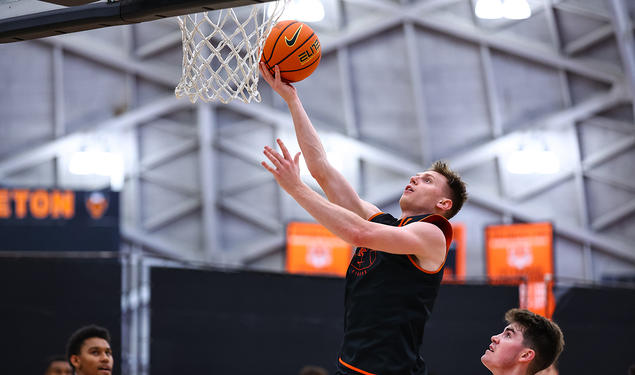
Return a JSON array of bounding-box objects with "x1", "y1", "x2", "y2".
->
[
  {"x1": 262, "y1": 139, "x2": 447, "y2": 269},
  {"x1": 259, "y1": 63, "x2": 379, "y2": 220}
]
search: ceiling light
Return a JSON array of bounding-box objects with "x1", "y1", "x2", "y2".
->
[
  {"x1": 506, "y1": 148, "x2": 560, "y2": 175},
  {"x1": 503, "y1": 0, "x2": 531, "y2": 20},
  {"x1": 475, "y1": 0, "x2": 503, "y2": 19},
  {"x1": 475, "y1": 0, "x2": 531, "y2": 20},
  {"x1": 69, "y1": 150, "x2": 125, "y2": 190},
  {"x1": 268, "y1": 0, "x2": 325, "y2": 23}
]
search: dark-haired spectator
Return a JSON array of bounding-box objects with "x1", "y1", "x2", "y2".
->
[
  {"x1": 66, "y1": 325, "x2": 113, "y2": 375},
  {"x1": 299, "y1": 365, "x2": 328, "y2": 375},
  {"x1": 45, "y1": 355, "x2": 72, "y2": 375}
]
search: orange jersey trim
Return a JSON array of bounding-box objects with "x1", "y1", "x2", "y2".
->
[
  {"x1": 367, "y1": 212, "x2": 384, "y2": 221},
  {"x1": 339, "y1": 358, "x2": 377, "y2": 375},
  {"x1": 407, "y1": 254, "x2": 445, "y2": 274}
]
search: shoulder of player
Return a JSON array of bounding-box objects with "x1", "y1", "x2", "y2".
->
[
  {"x1": 402, "y1": 222, "x2": 447, "y2": 248},
  {"x1": 404, "y1": 220, "x2": 444, "y2": 232}
]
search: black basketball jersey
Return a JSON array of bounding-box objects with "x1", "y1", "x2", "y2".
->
[{"x1": 337, "y1": 212, "x2": 453, "y2": 375}]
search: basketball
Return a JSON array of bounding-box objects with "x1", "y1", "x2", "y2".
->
[{"x1": 260, "y1": 20, "x2": 321, "y2": 82}]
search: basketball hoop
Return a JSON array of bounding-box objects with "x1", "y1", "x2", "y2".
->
[{"x1": 175, "y1": 1, "x2": 286, "y2": 104}]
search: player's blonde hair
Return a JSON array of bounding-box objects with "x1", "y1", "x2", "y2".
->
[{"x1": 429, "y1": 161, "x2": 467, "y2": 219}]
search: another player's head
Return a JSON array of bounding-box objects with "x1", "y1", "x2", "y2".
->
[
  {"x1": 45, "y1": 355, "x2": 72, "y2": 375},
  {"x1": 481, "y1": 308, "x2": 564, "y2": 375},
  {"x1": 66, "y1": 325, "x2": 113, "y2": 375},
  {"x1": 298, "y1": 365, "x2": 329, "y2": 375},
  {"x1": 400, "y1": 160, "x2": 467, "y2": 219}
]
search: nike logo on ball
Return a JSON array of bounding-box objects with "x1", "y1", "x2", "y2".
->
[{"x1": 285, "y1": 25, "x2": 302, "y2": 47}]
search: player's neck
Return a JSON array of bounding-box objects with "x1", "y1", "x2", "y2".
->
[
  {"x1": 399, "y1": 208, "x2": 433, "y2": 220},
  {"x1": 490, "y1": 366, "x2": 529, "y2": 375},
  {"x1": 399, "y1": 210, "x2": 421, "y2": 220}
]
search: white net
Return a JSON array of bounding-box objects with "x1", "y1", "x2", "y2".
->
[{"x1": 175, "y1": 1, "x2": 286, "y2": 104}]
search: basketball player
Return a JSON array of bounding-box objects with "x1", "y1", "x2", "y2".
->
[
  {"x1": 482, "y1": 308, "x2": 564, "y2": 375},
  {"x1": 44, "y1": 355, "x2": 72, "y2": 375},
  {"x1": 260, "y1": 63, "x2": 468, "y2": 375},
  {"x1": 66, "y1": 325, "x2": 113, "y2": 375}
]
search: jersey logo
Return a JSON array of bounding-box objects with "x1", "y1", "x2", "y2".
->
[
  {"x1": 349, "y1": 248, "x2": 377, "y2": 276},
  {"x1": 285, "y1": 25, "x2": 302, "y2": 47}
]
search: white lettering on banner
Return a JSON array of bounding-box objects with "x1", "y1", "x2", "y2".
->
[{"x1": 489, "y1": 236, "x2": 550, "y2": 248}]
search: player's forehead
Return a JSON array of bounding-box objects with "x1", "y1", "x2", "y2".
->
[
  {"x1": 81, "y1": 337, "x2": 111, "y2": 351},
  {"x1": 50, "y1": 360, "x2": 71, "y2": 368},
  {"x1": 417, "y1": 170, "x2": 447, "y2": 182},
  {"x1": 504, "y1": 323, "x2": 525, "y2": 336}
]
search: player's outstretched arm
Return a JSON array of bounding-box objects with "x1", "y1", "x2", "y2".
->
[
  {"x1": 262, "y1": 139, "x2": 446, "y2": 271},
  {"x1": 259, "y1": 63, "x2": 378, "y2": 220}
]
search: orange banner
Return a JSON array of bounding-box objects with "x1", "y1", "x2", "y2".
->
[
  {"x1": 443, "y1": 222, "x2": 466, "y2": 282},
  {"x1": 286, "y1": 222, "x2": 353, "y2": 277},
  {"x1": 485, "y1": 222, "x2": 555, "y2": 317}
]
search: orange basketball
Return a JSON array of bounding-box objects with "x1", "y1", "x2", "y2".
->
[{"x1": 260, "y1": 20, "x2": 321, "y2": 82}]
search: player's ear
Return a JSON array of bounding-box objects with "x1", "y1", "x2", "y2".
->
[
  {"x1": 518, "y1": 348, "x2": 535, "y2": 363},
  {"x1": 436, "y1": 198, "x2": 452, "y2": 212},
  {"x1": 70, "y1": 354, "x2": 80, "y2": 369}
]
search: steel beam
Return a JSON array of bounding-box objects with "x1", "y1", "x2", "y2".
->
[
  {"x1": 585, "y1": 116, "x2": 635, "y2": 133},
  {"x1": 237, "y1": 235, "x2": 286, "y2": 265},
  {"x1": 564, "y1": 24, "x2": 614, "y2": 56},
  {"x1": 140, "y1": 138, "x2": 198, "y2": 171},
  {"x1": 143, "y1": 197, "x2": 202, "y2": 232},
  {"x1": 409, "y1": 13, "x2": 622, "y2": 85},
  {"x1": 552, "y1": 1, "x2": 612, "y2": 22},
  {"x1": 135, "y1": 30, "x2": 181, "y2": 59},
  {"x1": 510, "y1": 134, "x2": 634, "y2": 201},
  {"x1": 219, "y1": 196, "x2": 283, "y2": 233},
  {"x1": 468, "y1": 189, "x2": 635, "y2": 265},
  {"x1": 341, "y1": 0, "x2": 623, "y2": 84},
  {"x1": 449, "y1": 84, "x2": 627, "y2": 171},
  {"x1": 38, "y1": 33, "x2": 178, "y2": 86},
  {"x1": 139, "y1": 170, "x2": 200, "y2": 196},
  {"x1": 0, "y1": 95, "x2": 190, "y2": 177},
  {"x1": 584, "y1": 169, "x2": 635, "y2": 193},
  {"x1": 609, "y1": 0, "x2": 635, "y2": 119},
  {"x1": 592, "y1": 198, "x2": 635, "y2": 230},
  {"x1": 403, "y1": 21, "x2": 431, "y2": 164},
  {"x1": 197, "y1": 103, "x2": 222, "y2": 262},
  {"x1": 121, "y1": 224, "x2": 202, "y2": 260}
]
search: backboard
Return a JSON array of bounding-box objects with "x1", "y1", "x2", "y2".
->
[{"x1": 0, "y1": 0, "x2": 274, "y2": 43}]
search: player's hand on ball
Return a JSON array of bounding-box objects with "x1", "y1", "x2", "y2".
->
[{"x1": 259, "y1": 63, "x2": 297, "y2": 102}]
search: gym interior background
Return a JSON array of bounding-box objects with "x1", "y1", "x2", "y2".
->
[{"x1": 1, "y1": 0, "x2": 634, "y2": 374}]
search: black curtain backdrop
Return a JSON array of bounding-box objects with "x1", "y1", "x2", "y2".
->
[
  {"x1": 0, "y1": 257, "x2": 122, "y2": 375},
  {"x1": 150, "y1": 267, "x2": 519, "y2": 375},
  {"x1": 553, "y1": 286, "x2": 635, "y2": 375},
  {"x1": 4, "y1": 259, "x2": 632, "y2": 375}
]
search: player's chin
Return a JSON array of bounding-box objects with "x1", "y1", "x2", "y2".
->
[{"x1": 480, "y1": 352, "x2": 491, "y2": 366}]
